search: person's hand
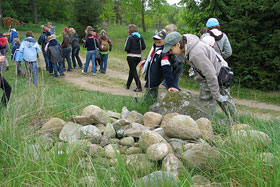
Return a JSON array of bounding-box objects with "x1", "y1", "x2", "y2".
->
[
  {"x1": 139, "y1": 60, "x2": 146, "y2": 67},
  {"x1": 168, "y1": 87, "x2": 179, "y2": 92},
  {"x1": 217, "y1": 95, "x2": 228, "y2": 102}
]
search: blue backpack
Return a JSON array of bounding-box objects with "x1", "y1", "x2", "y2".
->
[{"x1": 13, "y1": 49, "x2": 23, "y2": 62}]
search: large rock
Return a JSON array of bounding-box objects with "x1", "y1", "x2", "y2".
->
[
  {"x1": 120, "y1": 137, "x2": 135, "y2": 147},
  {"x1": 162, "y1": 115, "x2": 202, "y2": 140},
  {"x1": 40, "y1": 118, "x2": 66, "y2": 136},
  {"x1": 37, "y1": 134, "x2": 54, "y2": 150},
  {"x1": 183, "y1": 143, "x2": 220, "y2": 170},
  {"x1": 146, "y1": 143, "x2": 172, "y2": 161},
  {"x1": 88, "y1": 144, "x2": 104, "y2": 157},
  {"x1": 104, "y1": 144, "x2": 120, "y2": 158},
  {"x1": 59, "y1": 122, "x2": 82, "y2": 143},
  {"x1": 106, "y1": 110, "x2": 121, "y2": 120},
  {"x1": 80, "y1": 125, "x2": 102, "y2": 144},
  {"x1": 230, "y1": 130, "x2": 272, "y2": 150},
  {"x1": 139, "y1": 131, "x2": 167, "y2": 151},
  {"x1": 162, "y1": 154, "x2": 183, "y2": 177},
  {"x1": 82, "y1": 105, "x2": 111, "y2": 124},
  {"x1": 135, "y1": 171, "x2": 179, "y2": 187},
  {"x1": 196, "y1": 118, "x2": 214, "y2": 141},
  {"x1": 125, "y1": 154, "x2": 154, "y2": 174},
  {"x1": 121, "y1": 106, "x2": 130, "y2": 119},
  {"x1": 160, "y1": 113, "x2": 179, "y2": 127},
  {"x1": 143, "y1": 112, "x2": 162, "y2": 128},
  {"x1": 149, "y1": 91, "x2": 211, "y2": 120},
  {"x1": 124, "y1": 123, "x2": 151, "y2": 138},
  {"x1": 125, "y1": 111, "x2": 144, "y2": 124},
  {"x1": 68, "y1": 115, "x2": 95, "y2": 125},
  {"x1": 126, "y1": 147, "x2": 142, "y2": 155},
  {"x1": 104, "y1": 123, "x2": 116, "y2": 138}
]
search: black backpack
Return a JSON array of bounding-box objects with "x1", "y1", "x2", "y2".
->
[
  {"x1": 218, "y1": 66, "x2": 235, "y2": 88},
  {"x1": 48, "y1": 45, "x2": 63, "y2": 63}
]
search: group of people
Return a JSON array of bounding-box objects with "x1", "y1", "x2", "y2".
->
[{"x1": 124, "y1": 18, "x2": 235, "y2": 117}]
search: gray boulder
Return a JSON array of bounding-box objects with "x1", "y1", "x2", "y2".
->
[
  {"x1": 162, "y1": 153, "x2": 183, "y2": 177},
  {"x1": 139, "y1": 131, "x2": 167, "y2": 151},
  {"x1": 82, "y1": 105, "x2": 111, "y2": 124},
  {"x1": 149, "y1": 91, "x2": 211, "y2": 120},
  {"x1": 59, "y1": 122, "x2": 82, "y2": 143},
  {"x1": 146, "y1": 143, "x2": 172, "y2": 161},
  {"x1": 68, "y1": 115, "x2": 95, "y2": 125},
  {"x1": 196, "y1": 118, "x2": 214, "y2": 141},
  {"x1": 80, "y1": 125, "x2": 102, "y2": 144},
  {"x1": 125, "y1": 110, "x2": 144, "y2": 124},
  {"x1": 143, "y1": 112, "x2": 162, "y2": 128},
  {"x1": 135, "y1": 171, "x2": 179, "y2": 187},
  {"x1": 40, "y1": 118, "x2": 66, "y2": 136},
  {"x1": 104, "y1": 123, "x2": 116, "y2": 138}
]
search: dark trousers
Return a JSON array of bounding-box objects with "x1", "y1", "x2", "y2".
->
[
  {"x1": 62, "y1": 47, "x2": 72, "y2": 70},
  {"x1": 126, "y1": 56, "x2": 142, "y2": 89},
  {"x1": 71, "y1": 47, "x2": 83, "y2": 68},
  {"x1": 0, "y1": 73, "x2": 12, "y2": 106}
]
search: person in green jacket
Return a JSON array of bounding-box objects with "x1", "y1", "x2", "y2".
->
[{"x1": 98, "y1": 30, "x2": 112, "y2": 74}]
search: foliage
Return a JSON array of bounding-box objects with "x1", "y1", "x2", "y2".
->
[{"x1": 180, "y1": 0, "x2": 280, "y2": 90}]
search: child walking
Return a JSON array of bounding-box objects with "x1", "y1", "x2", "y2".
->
[{"x1": 11, "y1": 38, "x2": 25, "y2": 77}]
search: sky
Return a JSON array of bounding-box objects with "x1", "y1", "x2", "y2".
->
[{"x1": 167, "y1": 0, "x2": 181, "y2": 5}]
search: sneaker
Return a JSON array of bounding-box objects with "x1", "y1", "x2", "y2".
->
[
  {"x1": 133, "y1": 88, "x2": 142, "y2": 92},
  {"x1": 82, "y1": 70, "x2": 87, "y2": 75},
  {"x1": 101, "y1": 70, "x2": 106, "y2": 74},
  {"x1": 92, "y1": 73, "x2": 96, "y2": 76},
  {"x1": 67, "y1": 69, "x2": 72, "y2": 71},
  {"x1": 124, "y1": 84, "x2": 130, "y2": 89},
  {"x1": 60, "y1": 74, "x2": 65, "y2": 77}
]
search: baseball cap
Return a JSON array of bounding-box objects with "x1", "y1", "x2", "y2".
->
[
  {"x1": 206, "y1": 18, "x2": 219, "y2": 28},
  {"x1": 202, "y1": 36, "x2": 215, "y2": 47},
  {"x1": 64, "y1": 27, "x2": 69, "y2": 32},
  {"x1": 153, "y1": 30, "x2": 166, "y2": 40},
  {"x1": 162, "y1": 32, "x2": 182, "y2": 53}
]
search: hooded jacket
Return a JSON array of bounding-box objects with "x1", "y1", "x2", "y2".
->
[
  {"x1": 202, "y1": 29, "x2": 232, "y2": 59},
  {"x1": 124, "y1": 32, "x2": 146, "y2": 54},
  {"x1": 9, "y1": 29, "x2": 18, "y2": 43},
  {"x1": 19, "y1": 37, "x2": 41, "y2": 62},
  {"x1": 70, "y1": 34, "x2": 80, "y2": 49},
  {"x1": 183, "y1": 34, "x2": 222, "y2": 100}
]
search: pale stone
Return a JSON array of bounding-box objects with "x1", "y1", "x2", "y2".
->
[
  {"x1": 196, "y1": 118, "x2": 214, "y2": 141},
  {"x1": 143, "y1": 112, "x2": 162, "y2": 128},
  {"x1": 40, "y1": 118, "x2": 66, "y2": 136}
]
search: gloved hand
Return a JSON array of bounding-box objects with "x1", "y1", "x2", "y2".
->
[{"x1": 217, "y1": 95, "x2": 228, "y2": 102}]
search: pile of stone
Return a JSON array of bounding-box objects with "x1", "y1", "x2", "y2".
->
[{"x1": 30, "y1": 104, "x2": 274, "y2": 186}]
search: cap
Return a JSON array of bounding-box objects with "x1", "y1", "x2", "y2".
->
[
  {"x1": 153, "y1": 30, "x2": 166, "y2": 40},
  {"x1": 162, "y1": 32, "x2": 182, "y2": 53},
  {"x1": 206, "y1": 18, "x2": 219, "y2": 28},
  {"x1": 64, "y1": 27, "x2": 69, "y2": 32},
  {"x1": 202, "y1": 36, "x2": 215, "y2": 47}
]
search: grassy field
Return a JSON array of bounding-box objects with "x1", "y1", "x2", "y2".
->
[{"x1": 0, "y1": 23, "x2": 280, "y2": 186}]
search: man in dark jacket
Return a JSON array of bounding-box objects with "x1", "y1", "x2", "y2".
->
[{"x1": 38, "y1": 26, "x2": 51, "y2": 71}]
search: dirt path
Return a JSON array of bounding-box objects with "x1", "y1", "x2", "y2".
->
[{"x1": 39, "y1": 54, "x2": 280, "y2": 119}]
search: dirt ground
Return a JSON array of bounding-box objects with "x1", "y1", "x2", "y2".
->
[{"x1": 39, "y1": 54, "x2": 280, "y2": 120}]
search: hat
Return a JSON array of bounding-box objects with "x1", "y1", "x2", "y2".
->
[
  {"x1": 64, "y1": 27, "x2": 69, "y2": 32},
  {"x1": 162, "y1": 32, "x2": 182, "y2": 53},
  {"x1": 206, "y1": 18, "x2": 219, "y2": 28},
  {"x1": 153, "y1": 30, "x2": 166, "y2": 40},
  {"x1": 202, "y1": 36, "x2": 215, "y2": 47}
]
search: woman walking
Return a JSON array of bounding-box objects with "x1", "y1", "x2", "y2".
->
[
  {"x1": 69, "y1": 28, "x2": 83, "y2": 69},
  {"x1": 124, "y1": 24, "x2": 146, "y2": 92}
]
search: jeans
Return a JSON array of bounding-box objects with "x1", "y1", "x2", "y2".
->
[
  {"x1": 43, "y1": 52, "x2": 50, "y2": 71},
  {"x1": 24, "y1": 61, "x2": 38, "y2": 85},
  {"x1": 53, "y1": 62, "x2": 64, "y2": 77},
  {"x1": 164, "y1": 63, "x2": 182, "y2": 90},
  {"x1": 84, "y1": 50, "x2": 96, "y2": 74},
  {"x1": 62, "y1": 47, "x2": 72, "y2": 70},
  {"x1": 100, "y1": 54, "x2": 108, "y2": 72},
  {"x1": 16, "y1": 61, "x2": 25, "y2": 76},
  {"x1": 126, "y1": 56, "x2": 141, "y2": 89},
  {"x1": 0, "y1": 73, "x2": 12, "y2": 106},
  {"x1": 72, "y1": 47, "x2": 83, "y2": 68}
]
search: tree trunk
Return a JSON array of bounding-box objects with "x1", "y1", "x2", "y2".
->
[
  {"x1": 141, "y1": 0, "x2": 146, "y2": 32},
  {"x1": 0, "y1": 0, "x2": 2, "y2": 26},
  {"x1": 32, "y1": 0, "x2": 38, "y2": 24}
]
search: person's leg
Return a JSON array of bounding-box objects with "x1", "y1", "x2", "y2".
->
[
  {"x1": 43, "y1": 52, "x2": 50, "y2": 71},
  {"x1": 102, "y1": 54, "x2": 108, "y2": 73},
  {"x1": 58, "y1": 62, "x2": 64, "y2": 76},
  {"x1": 218, "y1": 88, "x2": 236, "y2": 117},
  {"x1": 72, "y1": 48, "x2": 77, "y2": 68},
  {"x1": 75, "y1": 48, "x2": 83, "y2": 68},
  {"x1": 0, "y1": 73, "x2": 12, "y2": 106},
  {"x1": 174, "y1": 64, "x2": 183, "y2": 89},
  {"x1": 132, "y1": 57, "x2": 141, "y2": 90},
  {"x1": 83, "y1": 51, "x2": 91, "y2": 73},
  {"x1": 18, "y1": 61, "x2": 25, "y2": 76},
  {"x1": 32, "y1": 62, "x2": 38, "y2": 85},
  {"x1": 144, "y1": 87, "x2": 158, "y2": 103},
  {"x1": 65, "y1": 48, "x2": 72, "y2": 71},
  {"x1": 126, "y1": 56, "x2": 134, "y2": 89},
  {"x1": 48, "y1": 61, "x2": 53, "y2": 74},
  {"x1": 91, "y1": 51, "x2": 96, "y2": 75},
  {"x1": 199, "y1": 82, "x2": 216, "y2": 111},
  {"x1": 25, "y1": 61, "x2": 32, "y2": 82},
  {"x1": 52, "y1": 63, "x2": 59, "y2": 77},
  {"x1": 99, "y1": 54, "x2": 104, "y2": 72}
]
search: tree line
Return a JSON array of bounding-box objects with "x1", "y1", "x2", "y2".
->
[{"x1": 1, "y1": 0, "x2": 279, "y2": 90}]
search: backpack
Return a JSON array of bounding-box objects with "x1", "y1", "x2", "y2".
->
[
  {"x1": 100, "y1": 39, "x2": 109, "y2": 52},
  {"x1": 13, "y1": 49, "x2": 23, "y2": 62},
  {"x1": 48, "y1": 45, "x2": 63, "y2": 63},
  {"x1": 218, "y1": 66, "x2": 235, "y2": 88}
]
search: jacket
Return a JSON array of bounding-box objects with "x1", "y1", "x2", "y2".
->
[
  {"x1": 61, "y1": 34, "x2": 70, "y2": 48},
  {"x1": 47, "y1": 39, "x2": 61, "y2": 62},
  {"x1": 0, "y1": 36, "x2": 7, "y2": 50},
  {"x1": 202, "y1": 29, "x2": 232, "y2": 59},
  {"x1": 124, "y1": 32, "x2": 146, "y2": 54},
  {"x1": 9, "y1": 29, "x2": 18, "y2": 43},
  {"x1": 183, "y1": 34, "x2": 222, "y2": 100},
  {"x1": 19, "y1": 37, "x2": 41, "y2": 62},
  {"x1": 143, "y1": 45, "x2": 174, "y2": 89},
  {"x1": 85, "y1": 36, "x2": 99, "y2": 51},
  {"x1": 38, "y1": 32, "x2": 48, "y2": 51},
  {"x1": 70, "y1": 34, "x2": 80, "y2": 48},
  {"x1": 11, "y1": 43, "x2": 20, "y2": 60}
]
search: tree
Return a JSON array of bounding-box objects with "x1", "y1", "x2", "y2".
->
[{"x1": 32, "y1": 0, "x2": 38, "y2": 24}]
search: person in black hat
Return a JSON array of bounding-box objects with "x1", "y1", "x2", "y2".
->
[{"x1": 140, "y1": 30, "x2": 178, "y2": 101}]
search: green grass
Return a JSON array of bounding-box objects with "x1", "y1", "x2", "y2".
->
[{"x1": 1, "y1": 23, "x2": 280, "y2": 186}]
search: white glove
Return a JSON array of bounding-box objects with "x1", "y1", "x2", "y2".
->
[{"x1": 217, "y1": 95, "x2": 228, "y2": 102}]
